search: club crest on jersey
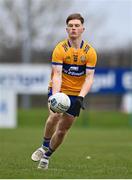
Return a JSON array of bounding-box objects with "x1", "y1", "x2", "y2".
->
[
  {"x1": 80, "y1": 55, "x2": 86, "y2": 63},
  {"x1": 73, "y1": 55, "x2": 78, "y2": 62}
]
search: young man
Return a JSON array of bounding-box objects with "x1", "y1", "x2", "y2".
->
[{"x1": 31, "y1": 13, "x2": 97, "y2": 169}]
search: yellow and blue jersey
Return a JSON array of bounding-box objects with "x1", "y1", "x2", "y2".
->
[{"x1": 49, "y1": 39, "x2": 97, "y2": 96}]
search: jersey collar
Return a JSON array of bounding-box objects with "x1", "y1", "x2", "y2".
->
[{"x1": 67, "y1": 40, "x2": 84, "y2": 49}]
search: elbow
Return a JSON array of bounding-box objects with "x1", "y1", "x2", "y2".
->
[
  {"x1": 53, "y1": 73, "x2": 62, "y2": 83},
  {"x1": 86, "y1": 76, "x2": 94, "y2": 85},
  {"x1": 90, "y1": 78, "x2": 94, "y2": 85}
]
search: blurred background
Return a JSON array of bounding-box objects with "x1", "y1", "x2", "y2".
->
[
  {"x1": 0, "y1": 0, "x2": 132, "y2": 128},
  {"x1": 0, "y1": 0, "x2": 132, "y2": 178}
]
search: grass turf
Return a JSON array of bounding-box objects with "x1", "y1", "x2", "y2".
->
[{"x1": 0, "y1": 109, "x2": 132, "y2": 179}]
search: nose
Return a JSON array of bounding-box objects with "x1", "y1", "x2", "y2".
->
[{"x1": 72, "y1": 25, "x2": 76, "y2": 30}]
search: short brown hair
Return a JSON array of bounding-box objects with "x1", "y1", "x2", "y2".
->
[{"x1": 66, "y1": 13, "x2": 84, "y2": 24}]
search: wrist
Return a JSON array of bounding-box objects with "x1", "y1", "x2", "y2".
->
[
  {"x1": 78, "y1": 96, "x2": 84, "y2": 101},
  {"x1": 52, "y1": 90, "x2": 60, "y2": 95}
]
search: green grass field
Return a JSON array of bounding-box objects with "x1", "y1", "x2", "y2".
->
[{"x1": 0, "y1": 109, "x2": 132, "y2": 179}]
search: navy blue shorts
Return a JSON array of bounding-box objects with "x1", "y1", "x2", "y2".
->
[{"x1": 48, "y1": 88, "x2": 78, "y2": 117}]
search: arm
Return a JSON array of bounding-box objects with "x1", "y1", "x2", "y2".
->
[
  {"x1": 72, "y1": 47, "x2": 97, "y2": 117},
  {"x1": 52, "y1": 65, "x2": 62, "y2": 95},
  {"x1": 71, "y1": 69, "x2": 95, "y2": 117},
  {"x1": 79, "y1": 46, "x2": 97, "y2": 97},
  {"x1": 79, "y1": 69, "x2": 95, "y2": 97}
]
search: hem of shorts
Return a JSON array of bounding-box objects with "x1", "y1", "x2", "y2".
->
[{"x1": 65, "y1": 111, "x2": 75, "y2": 117}]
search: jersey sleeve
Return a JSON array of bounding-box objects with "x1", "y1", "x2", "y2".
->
[
  {"x1": 86, "y1": 47, "x2": 97, "y2": 70},
  {"x1": 52, "y1": 44, "x2": 64, "y2": 65}
]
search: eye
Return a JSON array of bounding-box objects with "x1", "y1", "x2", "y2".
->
[
  {"x1": 75, "y1": 24, "x2": 80, "y2": 27},
  {"x1": 68, "y1": 24, "x2": 73, "y2": 27}
]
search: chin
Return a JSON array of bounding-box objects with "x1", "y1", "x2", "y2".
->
[{"x1": 70, "y1": 35, "x2": 78, "y2": 39}]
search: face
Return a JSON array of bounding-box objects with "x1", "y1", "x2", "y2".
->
[{"x1": 66, "y1": 19, "x2": 85, "y2": 39}]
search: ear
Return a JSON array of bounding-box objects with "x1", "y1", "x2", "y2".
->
[
  {"x1": 66, "y1": 27, "x2": 68, "y2": 33},
  {"x1": 81, "y1": 27, "x2": 85, "y2": 33}
]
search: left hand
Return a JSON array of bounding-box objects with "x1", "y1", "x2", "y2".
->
[{"x1": 72, "y1": 96, "x2": 84, "y2": 117}]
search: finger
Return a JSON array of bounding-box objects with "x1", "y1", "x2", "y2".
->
[{"x1": 50, "y1": 107, "x2": 56, "y2": 113}]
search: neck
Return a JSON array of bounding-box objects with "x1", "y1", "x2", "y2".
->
[{"x1": 68, "y1": 37, "x2": 82, "y2": 49}]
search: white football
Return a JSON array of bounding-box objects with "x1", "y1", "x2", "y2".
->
[{"x1": 49, "y1": 92, "x2": 71, "y2": 113}]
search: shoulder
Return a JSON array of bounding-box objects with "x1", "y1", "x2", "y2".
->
[
  {"x1": 83, "y1": 41, "x2": 97, "y2": 54},
  {"x1": 54, "y1": 39, "x2": 68, "y2": 51},
  {"x1": 83, "y1": 41, "x2": 97, "y2": 66},
  {"x1": 83, "y1": 41, "x2": 97, "y2": 61},
  {"x1": 52, "y1": 40, "x2": 67, "y2": 60}
]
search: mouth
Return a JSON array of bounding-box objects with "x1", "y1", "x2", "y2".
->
[{"x1": 71, "y1": 31, "x2": 77, "y2": 35}]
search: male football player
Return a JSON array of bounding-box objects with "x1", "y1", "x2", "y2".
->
[{"x1": 31, "y1": 13, "x2": 97, "y2": 169}]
